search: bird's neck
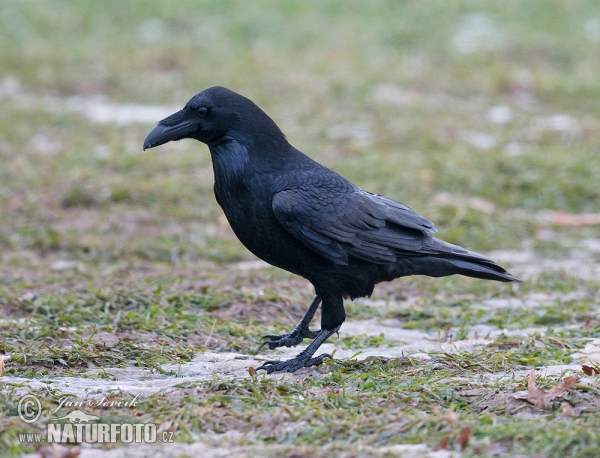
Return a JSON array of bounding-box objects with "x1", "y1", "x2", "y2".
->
[
  {"x1": 209, "y1": 137, "x2": 313, "y2": 204},
  {"x1": 209, "y1": 138, "x2": 250, "y2": 194}
]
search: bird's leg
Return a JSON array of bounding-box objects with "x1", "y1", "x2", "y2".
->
[
  {"x1": 256, "y1": 325, "x2": 338, "y2": 373},
  {"x1": 260, "y1": 295, "x2": 321, "y2": 350}
]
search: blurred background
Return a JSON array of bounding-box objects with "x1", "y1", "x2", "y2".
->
[{"x1": 1, "y1": 0, "x2": 600, "y2": 274}]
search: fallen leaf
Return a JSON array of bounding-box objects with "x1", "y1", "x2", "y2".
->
[
  {"x1": 582, "y1": 365, "x2": 600, "y2": 376},
  {"x1": 547, "y1": 375, "x2": 580, "y2": 401},
  {"x1": 561, "y1": 403, "x2": 576, "y2": 416},
  {"x1": 527, "y1": 368, "x2": 547, "y2": 409},
  {"x1": 248, "y1": 367, "x2": 257, "y2": 376},
  {"x1": 433, "y1": 436, "x2": 450, "y2": 451},
  {"x1": 513, "y1": 369, "x2": 580, "y2": 409},
  {"x1": 458, "y1": 426, "x2": 471, "y2": 450}
]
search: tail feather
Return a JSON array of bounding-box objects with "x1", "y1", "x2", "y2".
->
[
  {"x1": 440, "y1": 257, "x2": 521, "y2": 282},
  {"x1": 410, "y1": 236, "x2": 522, "y2": 282},
  {"x1": 408, "y1": 253, "x2": 521, "y2": 283}
]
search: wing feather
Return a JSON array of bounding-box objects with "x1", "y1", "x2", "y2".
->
[{"x1": 272, "y1": 183, "x2": 434, "y2": 265}]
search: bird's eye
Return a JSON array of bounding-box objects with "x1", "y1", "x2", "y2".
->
[{"x1": 197, "y1": 107, "x2": 208, "y2": 117}]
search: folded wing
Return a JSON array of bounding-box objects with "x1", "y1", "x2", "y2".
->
[{"x1": 272, "y1": 184, "x2": 438, "y2": 266}]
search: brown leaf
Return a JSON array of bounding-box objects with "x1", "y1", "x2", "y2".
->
[
  {"x1": 547, "y1": 375, "x2": 580, "y2": 402},
  {"x1": 433, "y1": 436, "x2": 450, "y2": 451},
  {"x1": 526, "y1": 368, "x2": 547, "y2": 409},
  {"x1": 514, "y1": 369, "x2": 580, "y2": 409},
  {"x1": 458, "y1": 427, "x2": 471, "y2": 450},
  {"x1": 582, "y1": 365, "x2": 600, "y2": 376},
  {"x1": 248, "y1": 367, "x2": 257, "y2": 376},
  {"x1": 561, "y1": 403, "x2": 576, "y2": 416}
]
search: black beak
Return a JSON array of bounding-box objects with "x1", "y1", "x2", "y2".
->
[{"x1": 143, "y1": 108, "x2": 198, "y2": 150}]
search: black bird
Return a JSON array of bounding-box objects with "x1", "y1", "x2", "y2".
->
[{"x1": 143, "y1": 86, "x2": 520, "y2": 373}]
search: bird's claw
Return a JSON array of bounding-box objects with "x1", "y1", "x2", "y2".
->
[
  {"x1": 256, "y1": 353, "x2": 331, "y2": 374},
  {"x1": 259, "y1": 325, "x2": 319, "y2": 350},
  {"x1": 260, "y1": 334, "x2": 280, "y2": 341}
]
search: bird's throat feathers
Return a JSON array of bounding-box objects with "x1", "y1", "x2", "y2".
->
[
  {"x1": 209, "y1": 132, "x2": 296, "y2": 192},
  {"x1": 210, "y1": 139, "x2": 250, "y2": 194}
]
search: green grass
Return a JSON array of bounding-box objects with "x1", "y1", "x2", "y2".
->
[{"x1": 1, "y1": 0, "x2": 600, "y2": 456}]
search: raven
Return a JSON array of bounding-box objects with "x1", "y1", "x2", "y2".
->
[{"x1": 143, "y1": 86, "x2": 520, "y2": 373}]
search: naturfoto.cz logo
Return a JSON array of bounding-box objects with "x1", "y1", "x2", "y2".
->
[{"x1": 17, "y1": 394, "x2": 174, "y2": 444}]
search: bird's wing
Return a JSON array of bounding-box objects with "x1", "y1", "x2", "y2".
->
[{"x1": 272, "y1": 184, "x2": 437, "y2": 266}]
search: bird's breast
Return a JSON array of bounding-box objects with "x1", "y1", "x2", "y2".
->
[{"x1": 212, "y1": 179, "x2": 311, "y2": 274}]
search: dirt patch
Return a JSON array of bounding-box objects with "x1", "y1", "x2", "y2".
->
[
  {"x1": 0, "y1": 300, "x2": 29, "y2": 320},
  {"x1": 211, "y1": 296, "x2": 317, "y2": 326},
  {"x1": 371, "y1": 280, "x2": 435, "y2": 301},
  {"x1": 213, "y1": 271, "x2": 310, "y2": 295},
  {"x1": 478, "y1": 291, "x2": 595, "y2": 311},
  {"x1": 571, "y1": 338, "x2": 600, "y2": 365},
  {"x1": 488, "y1": 248, "x2": 600, "y2": 280},
  {"x1": 185, "y1": 330, "x2": 227, "y2": 349},
  {"x1": 91, "y1": 331, "x2": 167, "y2": 346},
  {"x1": 91, "y1": 330, "x2": 225, "y2": 350},
  {"x1": 21, "y1": 442, "x2": 450, "y2": 458},
  {"x1": 477, "y1": 379, "x2": 599, "y2": 418}
]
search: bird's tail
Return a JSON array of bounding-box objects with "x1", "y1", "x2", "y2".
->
[
  {"x1": 410, "y1": 255, "x2": 521, "y2": 282},
  {"x1": 409, "y1": 238, "x2": 522, "y2": 283}
]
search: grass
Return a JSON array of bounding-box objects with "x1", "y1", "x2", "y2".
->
[{"x1": 1, "y1": 0, "x2": 600, "y2": 456}]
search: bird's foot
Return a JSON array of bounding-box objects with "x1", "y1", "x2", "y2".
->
[
  {"x1": 256, "y1": 352, "x2": 331, "y2": 374},
  {"x1": 260, "y1": 324, "x2": 318, "y2": 350},
  {"x1": 257, "y1": 326, "x2": 338, "y2": 374}
]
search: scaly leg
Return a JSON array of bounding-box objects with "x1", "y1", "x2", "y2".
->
[
  {"x1": 260, "y1": 295, "x2": 321, "y2": 350},
  {"x1": 256, "y1": 325, "x2": 338, "y2": 373}
]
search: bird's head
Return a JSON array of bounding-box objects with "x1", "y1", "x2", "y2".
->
[{"x1": 143, "y1": 86, "x2": 285, "y2": 150}]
